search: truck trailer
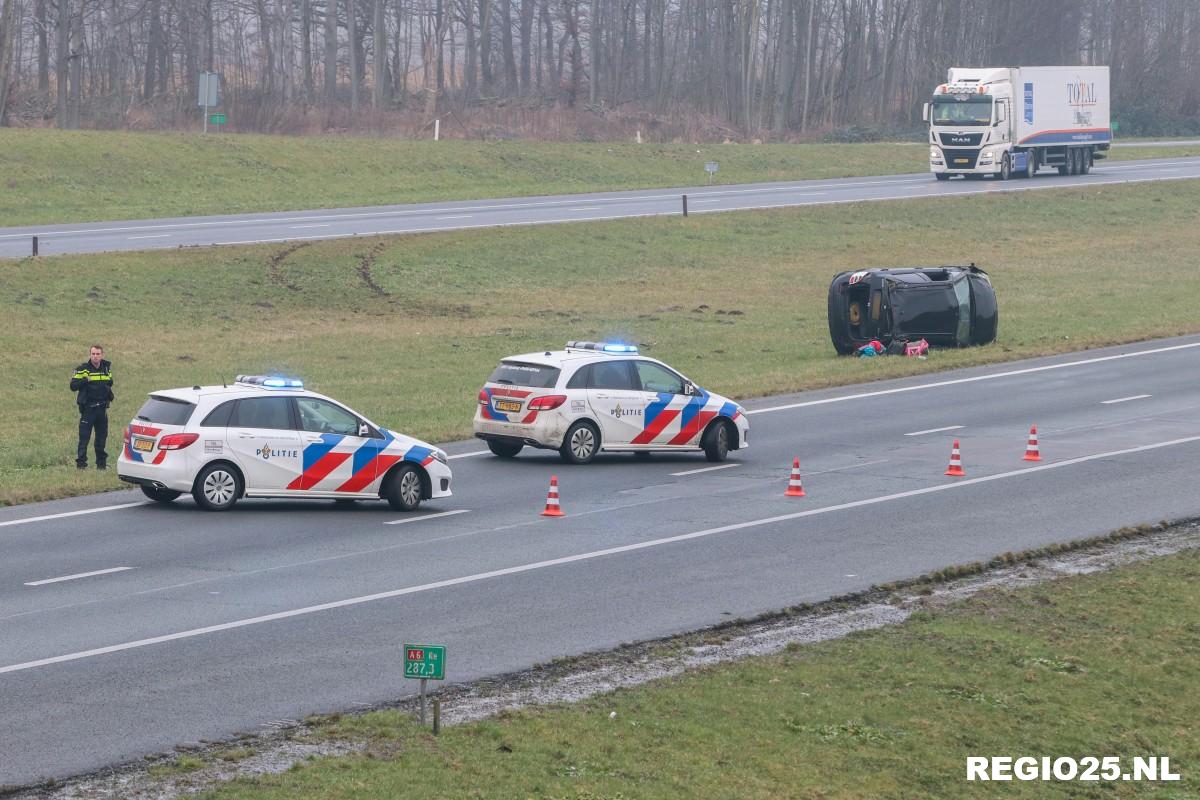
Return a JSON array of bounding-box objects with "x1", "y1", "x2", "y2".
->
[{"x1": 924, "y1": 66, "x2": 1110, "y2": 180}]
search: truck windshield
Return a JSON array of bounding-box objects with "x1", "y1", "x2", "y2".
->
[{"x1": 931, "y1": 99, "x2": 993, "y2": 126}]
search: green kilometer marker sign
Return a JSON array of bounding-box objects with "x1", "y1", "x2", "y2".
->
[
  {"x1": 210, "y1": 113, "x2": 226, "y2": 125},
  {"x1": 404, "y1": 644, "x2": 446, "y2": 680}
]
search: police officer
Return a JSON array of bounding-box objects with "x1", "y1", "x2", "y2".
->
[{"x1": 70, "y1": 345, "x2": 115, "y2": 469}]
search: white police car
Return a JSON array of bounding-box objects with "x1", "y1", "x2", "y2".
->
[
  {"x1": 117, "y1": 376, "x2": 452, "y2": 512},
  {"x1": 473, "y1": 342, "x2": 749, "y2": 464}
]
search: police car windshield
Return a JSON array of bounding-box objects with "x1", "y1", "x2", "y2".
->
[{"x1": 488, "y1": 361, "x2": 561, "y2": 389}]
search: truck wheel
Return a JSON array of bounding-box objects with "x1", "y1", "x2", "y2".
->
[
  {"x1": 1081, "y1": 149, "x2": 1092, "y2": 174},
  {"x1": 934, "y1": 173, "x2": 950, "y2": 181},
  {"x1": 999, "y1": 154, "x2": 1011, "y2": 181},
  {"x1": 1058, "y1": 151, "x2": 1071, "y2": 175},
  {"x1": 1023, "y1": 151, "x2": 1036, "y2": 178}
]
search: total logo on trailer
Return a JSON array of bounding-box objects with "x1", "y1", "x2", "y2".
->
[
  {"x1": 118, "y1": 375, "x2": 452, "y2": 511},
  {"x1": 473, "y1": 341, "x2": 749, "y2": 464}
]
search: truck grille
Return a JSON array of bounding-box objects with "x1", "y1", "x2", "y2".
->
[
  {"x1": 941, "y1": 148, "x2": 979, "y2": 168},
  {"x1": 938, "y1": 132, "x2": 983, "y2": 147}
]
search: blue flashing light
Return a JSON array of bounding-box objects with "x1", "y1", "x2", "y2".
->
[
  {"x1": 602, "y1": 343, "x2": 638, "y2": 353},
  {"x1": 236, "y1": 374, "x2": 304, "y2": 390},
  {"x1": 565, "y1": 340, "x2": 639, "y2": 354}
]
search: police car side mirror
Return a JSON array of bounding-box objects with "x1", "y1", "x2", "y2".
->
[
  {"x1": 682, "y1": 382, "x2": 696, "y2": 396},
  {"x1": 358, "y1": 422, "x2": 371, "y2": 437}
]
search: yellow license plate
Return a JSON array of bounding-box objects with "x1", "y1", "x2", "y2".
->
[
  {"x1": 954, "y1": 158, "x2": 969, "y2": 164},
  {"x1": 495, "y1": 400, "x2": 523, "y2": 413},
  {"x1": 133, "y1": 438, "x2": 155, "y2": 452}
]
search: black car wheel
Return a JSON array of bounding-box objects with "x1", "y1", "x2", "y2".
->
[
  {"x1": 385, "y1": 463, "x2": 424, "y2": 511},
  {"x1": 140, "y1": 485, "x2": 182, "y2": 503},
  {"x1": 193, "y1": 463, "x2": 242, "y2": 511},
  {"x1": 702, "y1": 421, "x2": 731, "y2": 462},
  {"x1": 487, "y1": 440, "x2": 524, "y2": 458},
  {"x1": 560, "y1": 421, "x2": 599, "y2": 464}
]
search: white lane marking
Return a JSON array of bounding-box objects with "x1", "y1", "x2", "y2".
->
[
  {"x1": 750, "y1": 341, "x2": 1200, "y2": 414},
  {"x1": 288, "y1": 223, "x2": 330, "y2": 229},
  {"x1": 567, "y1": 207, "x2": 596, "y2": 211},
  {"x1": 0, "y1": 502, "x2": 147, "y2": 529},
  {"x1": 670, "y1": 463, "x2": 741, "y2": 477},
  {"x1": 806, "y1": 458, "x2": 890, "y2": 476},
  {"x1": 5, "y1": 433, "x2": 1199, "y2": 676},
  {"x1": 904, "y1": 425, "x2": 964, "y2": 436},
  {"x1": 448, "y1": 450, "x2": 490, "y2": 460},
  {"x1": 435, "y1": 214, "x2": 473, "y2": 220},
  {"x1": 126, "y1": 234, "x2": 169, "y2": 240},
  {"x1": 25, "y1": 567, "x2": 133, "y2": 587},
  {"x1": 384, "y1": 509, "x2": 471, "y2": 526},
  {"x1": 1102, "y1": 394, "x2": 1152, "y2": 404},
  {"x1": 691, "y1": 199, "x2": 721, "y2": 204}
]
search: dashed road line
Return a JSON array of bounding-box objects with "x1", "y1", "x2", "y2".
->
[
  {"x1": 670, "y1": 463, "x2": 740, "y2": 476},
  {"x1": 1102, "y1": 394, "x2": 1152, "y2": 404},
  {"x1": 384, "y1": 509, "x2": 471, "y2": 526},
  {"x1": 904, "y1": 425, "x2": 964, "y2": 436},
  {"x1": 25, "y1": 567, "x2": 134, "y2": 587}
]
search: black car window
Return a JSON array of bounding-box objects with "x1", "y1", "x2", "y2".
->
[
  {"x1": 296, "y1": 397, "x2": 360, "y2": 435},
  {"x1": 566, "y1": 365, "x2": 591, "y2": 389},
  {"x1": 588, "y1": 360, "x2": 636, "y2": 391},
  {"x1": 634, "y1": 361, "x2": 684, "y2": 394},
  {"x1": 231, "y1": 397, "x2": 293, "y2": 430},
  {"x1": 135, "y1": 396, "x2": 196, "y2": 426},
  {"x1": 200, "y1": 400, "x2": 236, "y2": 427},
  {"x1": 487, "y1": 361, "x2": 561, "y2": 389}
]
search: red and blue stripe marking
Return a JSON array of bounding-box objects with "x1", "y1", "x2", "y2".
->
[{"x1": 288, "y1": 429, "x2": 436, "y2": 492}]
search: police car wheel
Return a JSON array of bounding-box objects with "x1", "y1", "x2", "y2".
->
[
  {"x1": 487, "y1": 440, "x2": 524, "y2": 458},
  {"x1": 193, "y1": 464, "x2": 241, "y2": 511},
  {"x1": 702, "y1": 421, "x2": 730, "y2": 462},
  {"x1": 140, "y1": 485, "x2": 181, "y2": 503},
  {"x1": 385, "y1": 464, "x2": 424, "y2": 511},
  {"x1": 560, "y1": 421, "x2": 599, "y2": 464}
]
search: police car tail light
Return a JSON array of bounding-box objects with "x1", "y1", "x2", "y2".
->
[
  {"x1": 527, "y1": 394, "x2": 567, "y2": 410},
  {"x1": 158, "y1": 433, "x2": 199, "y2": 450},
  {"x1": 478, "y1": 389, "x2": 489, "y2": 406},
  {"x1": 123, "y1": 426, "x2": 131, "y2": 444}
]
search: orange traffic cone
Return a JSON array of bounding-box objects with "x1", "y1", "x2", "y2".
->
[
  {"x1": 785, "y1": 457, "x2": 806, "y2": 497},
  {"x1": 541, "y1": 475, "x2": 565, "y2": 517},
  {"x1": 944, "y1": 439, "x2": 965, "y2": 476},
  {"x1": 1023, "y1": 425, "x2": 1042, "y2": 462}
]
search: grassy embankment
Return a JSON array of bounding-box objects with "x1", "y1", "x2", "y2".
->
[
  {"x1": 184, "y1": 546, "x2": 1200, "y2": 799},
  {"x1": 4, "y1": 179, "x2": 1200, "y2": 506},
  {"x1": 0, "y1": 128, "x2": 1196, "y2": 226}
]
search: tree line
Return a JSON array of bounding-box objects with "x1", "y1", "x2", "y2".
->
[{"x1": 0, "y1": 0, "x2": 1197, "y2": 137}]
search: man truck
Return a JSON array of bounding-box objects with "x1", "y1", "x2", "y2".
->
[{"x1": 924, "y1": 66, "x2": 1110, "y2": 180}]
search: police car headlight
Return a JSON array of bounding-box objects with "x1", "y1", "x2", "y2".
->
[{"x1": 432, "y1": 449, "x2": 448, "y2": 465}]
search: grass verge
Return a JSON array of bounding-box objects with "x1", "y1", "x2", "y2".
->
[
  {"x1": 0, "y1": 129, "x2": 1196, "y2": 226},
  {"x1": 194, "y1": 543, "x2": 1200, "y2": 799},
  {"x1": 4, "y1": 178, "x2": 1200, "y2": 506}
]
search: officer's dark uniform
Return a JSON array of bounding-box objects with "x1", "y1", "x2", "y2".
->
[{"x1": 70, "y1": 359, "x2": 114, "y2": 469}]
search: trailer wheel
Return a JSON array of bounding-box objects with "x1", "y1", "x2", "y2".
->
[{"x1": 1081, "y1": 149, "x2": 1092, "y2": 174}]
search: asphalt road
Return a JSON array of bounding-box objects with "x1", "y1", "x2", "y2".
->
[
  {"x1": 3, "y1": 335, "x2": 1200, "y2": 784},
  {"x1": 2, "y1": 156, "x2": 1199, "y2": 258}
]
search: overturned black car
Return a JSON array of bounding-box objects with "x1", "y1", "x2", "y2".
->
[{"x1": 827, "y1": 265, "x2": 998, "y2": 355}]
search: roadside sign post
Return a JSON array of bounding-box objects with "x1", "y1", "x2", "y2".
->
[
  {"x1": 404, "y1": 643, "x2": 446, "y2": 730},
  {"x1": 705, "y1": 161, "x2": 719, "y2": 184},
  {"x1": 198, "y1": 72, "x2": 221, "y2": 133}
]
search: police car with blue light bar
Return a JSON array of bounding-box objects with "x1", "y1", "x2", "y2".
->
[
  {"x1": 473, "y1": 342, "x2": 749, "y2": 464},
  {"x1": 117, "y1": 375, "x2": 452, "y2": 511}
]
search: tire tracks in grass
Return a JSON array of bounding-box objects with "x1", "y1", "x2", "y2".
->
[{"x1": 266, "y1": 242, "x2": 311, "y2": 293}]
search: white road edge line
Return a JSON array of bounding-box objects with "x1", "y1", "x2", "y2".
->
[
  {"x1": 384, "y1": 509, "x2": 471, "y2": 526},
  {"x1": 447, "y1": 450, "x2": 490, "y2": 460},
  {"x1": 25, "y1": 567, "x2": 134, "y2": 587},
  {"x1": 4, "y1": 433, "x2": 1200, "y2": 676},
  {"x1": 126, "y1": 234, "x2": 169, "y2": 240},
  {"x1": 904, "y1": 425, "x2": 964, "y2": 436},
  {"x1": 435, "y1": 215, "x2": 473, "y2": 220},
  {"x1": 0, "y1": 502, "x2": 148, "y2": 529},
  {"x1": 288, "y1": 224, "x2": 330, "y2": 229},
  {"x1": 749, "y1": 341, "x2": 1200, "y2": 414},
  {"x1": 1101, "y1": 394, "x2": 1152, "y2": 404},
  {"x1": 670, "y1": 463, "x2": 741, "y2": 477}
]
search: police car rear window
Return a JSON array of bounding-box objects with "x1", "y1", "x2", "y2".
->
[
  {"x1": 488, "y1": 362, "x2": 561, "y2": 389},
  {"x1": 135, "y1": 396, "x2": 196, "y2": 426}
]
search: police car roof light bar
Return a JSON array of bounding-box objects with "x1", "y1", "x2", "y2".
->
[
  {"x1": 565, "y1": 341, "x2": 639, "y2": 354},
  {"x1": 235, "y1": 375, "x2": 305, "y2": 390}
]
